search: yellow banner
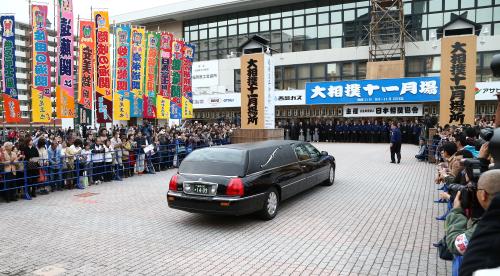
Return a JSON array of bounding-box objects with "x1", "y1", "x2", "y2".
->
[
  {"x1": 31, "y1": 4, "x2": 51, "y2": 123},
  {"x1": 156, "y1": 96, "x2": 170, "y2": 119},
  {"x1": 113, "y1": 92, "x2": 130, "y2": 120},
  {"x1": 32, "y1": 89, "x2": 52, "y2": 122}
]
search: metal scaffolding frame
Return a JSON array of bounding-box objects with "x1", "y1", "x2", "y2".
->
[{"x1": 368, "y1": 0, "x2": 405, "y2": 62}]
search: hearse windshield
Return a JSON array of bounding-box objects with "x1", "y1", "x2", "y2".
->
[{"x1": 179, "y1": 147, "x2": 247, "y2": 176}]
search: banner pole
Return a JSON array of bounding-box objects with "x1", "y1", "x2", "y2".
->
[
  {"x1": 112, "y1": 20, "x2": 116, "y2": 128},
  {"x1": 53, "y1": 0, "x2": 57, "y2": 131},
  {"x1": 75, "y1": 14, "x2": 80, "y2": 131},
  {"x1": 1, "y1": 24, "x2": 5, "y2": 137},
  {"x1": 28, "y1": 0, "x2": 33, "y2": 131},
  {"x1": 91, "y1": 6, "x2": 97, "y2": 130}
]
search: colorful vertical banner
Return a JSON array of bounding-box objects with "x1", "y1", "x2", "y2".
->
[
  {"x1": 156, "y1": 32, "x2": 173, "y2": 119},
  {"x1": 77, "y1": 20, "x2": 94, "y2": 125},
  {"x1": 113, "y1": 24, "x2": 131, "y2": 120},
  {"x1": 1, "y1": 16, "x2": 21, "y2": 123},
  {"x1": 130, "y1": 26, "x2": 145, "y2": 118},
  {"x1": 56, "y1": 0, "x2": 75, "y2": 118},
  {"x1": 170, "y1": 39, "x2": 184, "y2": 119},
  {"x1": 31, "y1": 4, "x2": 52, "y2": 123},
  {"x1": 143, "y1": 32, "x2": 159, "y2": 119},
  {"x1": 181, "y1": 43, "x2": 195, "y2": 119},
  {"x1": 93, "y1": 10, "x2": 112, "y2": 123}
]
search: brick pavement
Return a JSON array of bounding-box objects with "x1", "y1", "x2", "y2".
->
[{"x1": 0, "y1": 143, "x2": 451, "y2": 275}]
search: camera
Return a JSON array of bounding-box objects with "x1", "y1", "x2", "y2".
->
[
  {"x1": 479, "y1": 127, "x2": 494, "y2": 142},
  {"x1": 457, "y1": 159, "x2": 485, "y2": 218}
]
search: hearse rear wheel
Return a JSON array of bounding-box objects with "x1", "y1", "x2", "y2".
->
[{"x1": 259, "y1": 187, "x2": 279, "y2": 220}]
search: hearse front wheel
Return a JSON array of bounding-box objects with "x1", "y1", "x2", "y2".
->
[
  {"x1": 259, "y1": 187, "x2": 279, "y2": 220},
  {"x1": 323, "y1": 165, "x2": 335, "y2": 186}
]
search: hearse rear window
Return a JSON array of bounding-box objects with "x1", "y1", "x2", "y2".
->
[{"x1": 179, "y1": 148, "x2": 246, "y2": 176}]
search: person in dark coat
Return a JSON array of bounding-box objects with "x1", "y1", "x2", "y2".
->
[
  {"x1": 459, "y1": 176, "x2": 500, "y2": 276},
  {"x1": 19, "y1": 136, "x2": 40, "y2": 197},
  {"x1": 390, "y1": 122, "x2": 402, "y2": 163}
]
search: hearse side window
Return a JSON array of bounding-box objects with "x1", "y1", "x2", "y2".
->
[
  {"x1": 304, "y1": 143, "x2": 321, "y2": 159},
  {"x1": 247, "y1": 145, "x2": 296, "y2": 174},
  {"x1": 294, "y1": 145, "x2": 310, "y2": 161}
]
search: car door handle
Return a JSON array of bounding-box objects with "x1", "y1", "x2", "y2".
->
[{"x1": 300, "y1": 165, "x2": 307, "y2": 168}]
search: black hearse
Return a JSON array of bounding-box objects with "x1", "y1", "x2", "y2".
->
[{"x1": 167, "y1": 140, "x2": 336, "y2": 220}]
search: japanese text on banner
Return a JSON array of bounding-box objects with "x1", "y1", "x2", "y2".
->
[
  {"x1": 181, "y1": 43, "x2": 195, "y2": 119},
  {"x1": 113, "y1": 24, "x2": 131, "y2": 120},
  {"x1": 1, "y1": 15, "x2": 21, "y2": 123},
  {"x1": 157, "y1": 32, "x2": 173, "y2": 119},
  {"x1": 94, "y1": 10, "x2": 112, "y2": 123},
  {"x1": 130, "y1": 26, "x2": 145, "y2": 118},
  {"x1": 305, "y1": 77, "x2": 440, "y2": 105},
  {"x1": 143, "y1": 32, "x2": 159, "y2": 119},
  {"x1": 56, "y1": 0, "x2": 75, "y2": 118},
  {"x1": 31, "y1": 4, "x2": 52, "y2": 123},
  {"x1": 169, "y1": 39, "x2": 184, "y2": 119}
]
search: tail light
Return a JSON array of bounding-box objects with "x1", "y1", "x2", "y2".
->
[
  {"x1": 226, "y1": 178, "x2": 244, "y2": 196},
  {"x1": 169, "y1": 174, "x2": 178, "y2": 191}
]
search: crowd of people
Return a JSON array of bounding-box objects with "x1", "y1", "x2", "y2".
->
[
  {"x1": 0, "y1": 121, "x2": 233, "y2": 203},
  {"x1": 280, "y1": 119, "x2": 424, "y2": 144},
  {"x1": 429, "y1": 122, "x2": 500, "y2": 276}
]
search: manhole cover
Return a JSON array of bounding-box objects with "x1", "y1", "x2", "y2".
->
[{"x1": 74, "y1": 192, "x2": 99, "y2": 198}]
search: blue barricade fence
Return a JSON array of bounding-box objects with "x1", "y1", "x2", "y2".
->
[{"x1": 0, "y1": 139, "x2": 229, "y2": 200}]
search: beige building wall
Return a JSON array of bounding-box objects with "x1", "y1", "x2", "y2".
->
[{"x1": 144, "y1": 21, "x2": 184, "y2": 39}]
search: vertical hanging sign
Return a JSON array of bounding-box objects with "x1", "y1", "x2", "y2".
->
[
  {"x1": 241, "y1": 53, "x2": 265, "y2": 129},
  {"x1": 31, "y1": 4, "x2": 52, "y2": 123},
  {"x1": 170, "y1": 39, "x2": 184, "y2": 119},
  {"x1": 143, "y1": 32, "x2": 159, "y2": 119},
  {"x1": 56, "y1": 0, "x2": 75, "y2": 118},
  {"x1": 1, "y1": 16, "x2": 21, "y2": 123},
  {"x1": 93, "y1": 10, "x2": 112, "y2": 123},
  {"x1": 130, "y1": 26, "x2": 145, "y2": 118},
  {"x1": 77, "y1": 20, "x2": 94, "y2": 125},
  {"x1": 113, "y1": 24, "x2": 131, "y2": 120},
  {"x1": 181, "y1": 43, "x2": 195, "y2": 119},
  {"x1": 439, "y1": 35, "x2": 477, "y2": 126},
  {"x1": 156, "y1": 32, "x2": 173, "y2": 120}
]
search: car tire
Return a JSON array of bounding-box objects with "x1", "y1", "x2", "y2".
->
[
  {"x1": 323, "y1": 165, "x2": 335, "y2": 186},
  {"x1": 259, "y1": 187, "x2": 279, "y2": 220}
]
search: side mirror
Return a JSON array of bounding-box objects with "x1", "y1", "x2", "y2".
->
[{"x1": 321, "y1": 151, "x2": 328, "y2": 156}]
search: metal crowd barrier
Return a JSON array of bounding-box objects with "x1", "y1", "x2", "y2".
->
[{"x1": 0, "y1": 139, "x2": 229, "y2": 201}]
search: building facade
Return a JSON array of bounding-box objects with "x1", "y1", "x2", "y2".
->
[{"x1": 106, "y1": 0, "x2": 500, "y2": 123}]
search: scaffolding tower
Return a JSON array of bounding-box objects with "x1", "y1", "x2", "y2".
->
[{"x1": 368, "y1": 0, "x2": 405, "y2": 62}]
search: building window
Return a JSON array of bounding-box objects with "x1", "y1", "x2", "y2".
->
[
  {"x1": 234, "y1": 69, "x2": 241, "y2": 92},
  {"x1": 183, "y1": 0, "x2": 500, "y2": 60}
]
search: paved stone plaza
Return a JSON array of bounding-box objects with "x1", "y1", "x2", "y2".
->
[{"x1": 0, "y1": 143, "x2": 450, "y2": 276}]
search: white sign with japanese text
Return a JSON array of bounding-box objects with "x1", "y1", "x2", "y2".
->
[
  {"x1": 475, "y1": 82, "x2": 500, "y2": 101},
  {"x1": 192, "y1": 60, "x2": 219, "y2": 94},
  {"x1": 343, "y1": 104, "x2": 423, "y2": 117},
  {"x1": 274, "y1": 90, "x2": 306, "y2": 106}
]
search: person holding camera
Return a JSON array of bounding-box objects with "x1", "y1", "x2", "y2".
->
[
  {"x1": 445, "y1": 170, "x2": 500, "y2": 257},
  {"x1": 459, "y1": 172, "x2": 500, "y2": 276}
]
